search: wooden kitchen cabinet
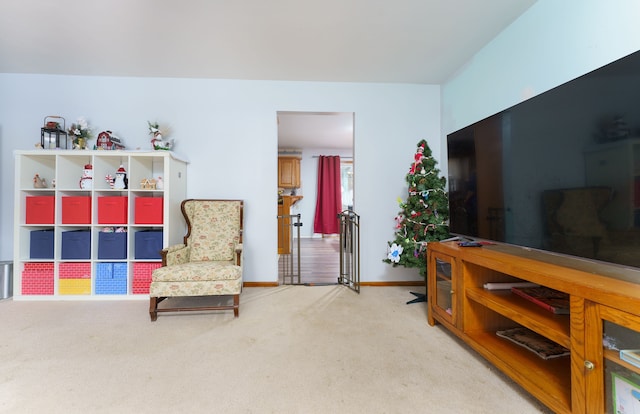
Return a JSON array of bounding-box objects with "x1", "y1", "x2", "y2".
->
[
  {"x1": 278, "y1": 157, "x2": 300, "y2": 188},
  {"x1": 277, "y1": 195, "x2": 302, "y2": 255}
]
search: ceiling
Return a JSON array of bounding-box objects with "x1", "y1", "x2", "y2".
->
[
  {"x1": 278, "y1": 112, "x2": 354, "y2": 149},
  {"x1": 0, "y1": 0, "x2": 537, "y2": 150}
]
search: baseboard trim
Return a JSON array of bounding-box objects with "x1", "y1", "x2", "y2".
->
[
  {"x1": 243, "y1": 281, "x2": 424, "y2": 288},
  {"x1": 360, "y1": 281, "x2": 425, "y2": 287},
  {"x1": 243, "y1": 282, "x2": 280, "y2": 287}
]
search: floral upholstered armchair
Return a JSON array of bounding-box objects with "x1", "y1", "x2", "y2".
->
[{"x1": 149, "y1": 199, "x2": 244, "y2": 321}]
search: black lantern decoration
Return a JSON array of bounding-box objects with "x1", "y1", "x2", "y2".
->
[{"x1": 41, "y1": 116, "x2": 68, "y2": 149}]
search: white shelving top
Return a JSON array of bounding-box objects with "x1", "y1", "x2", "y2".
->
[{"x1": 14, "y1": 149, "x2": 189, "y2": 164}]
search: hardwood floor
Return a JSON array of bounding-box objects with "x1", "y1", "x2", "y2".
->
[{"x1": 279, "y1": 237, "x2": 341, "y2": 285}]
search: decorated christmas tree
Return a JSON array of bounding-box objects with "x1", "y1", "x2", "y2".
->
[{"x1": 384, "y1": 139, "x2": 450, "y2": 277}]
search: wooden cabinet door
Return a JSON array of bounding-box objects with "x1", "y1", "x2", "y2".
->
[
  {"x1": 584, "y1": 301, "x2": 640, "y2": 413},
  {"x1": 427, "y1": 250, "x2": 457, "y2": 328},
  {"x1": 278, "y1": 157, "x2": 300, "y2": 188}
]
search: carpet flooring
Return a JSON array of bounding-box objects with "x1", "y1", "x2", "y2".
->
[{"x1": 0, "y1": 286, "x2": 551, "y2": 413}]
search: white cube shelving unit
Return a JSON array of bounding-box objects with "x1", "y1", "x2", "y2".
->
[{"x1": 13, "y1": 150, "x2": 188, "y2": 299}]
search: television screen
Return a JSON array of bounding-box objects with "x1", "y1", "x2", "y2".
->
[{"x1": 447, "y1": 49, "x2": 640, "y2": 270}]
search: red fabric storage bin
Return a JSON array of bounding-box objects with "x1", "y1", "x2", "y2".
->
[
  {"x1": 135, "y1": 198, "x2": 163, "y2": 224},
  {"x1": 132, "y1": 262, "x2": 162, "y2": 294},
  {"x1": 98, "y1": 196, "x2": 128, "y2": 224},
  {"x1": 25, "y1": 196, "x2": 55, "y2": 224},
  {"x1": 21, "y1": 262, "x2": 54, "y2": 295},
  {"x1": 59, "y1": 262, "x2": 92, "y2": 279},
  {"x1": 61, "y1": 196, "x2": 91, "y2": 224}
]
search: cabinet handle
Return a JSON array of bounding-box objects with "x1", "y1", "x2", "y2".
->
[
  {"x1": 584, "y1": 361, "x2": 595, "y2": 370},
  {"x1": 450, "y1": 290, "x2": 454, "y2": 294}
]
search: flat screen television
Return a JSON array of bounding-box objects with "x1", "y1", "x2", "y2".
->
[{"x1": 447, "y1": 49, "x2": 640, "y2": 270}]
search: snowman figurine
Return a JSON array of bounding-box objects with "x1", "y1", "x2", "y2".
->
[
  {"x1": 114, "y1": 165, "x2": 128, "y2": 189},
  {"x1": 79, "y1": 164, "x2": 93, "y2": 189}
]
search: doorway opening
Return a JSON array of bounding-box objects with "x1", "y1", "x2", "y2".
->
[{"x1": 277, "y1": 111, "x2": 354, "y2": 285}]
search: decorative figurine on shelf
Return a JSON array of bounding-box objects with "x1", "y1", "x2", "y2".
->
[
  {"x1": 80, "y1": 164, "x2": 93, "y2": 189},
  {"x1": 155, "y1": 176, "x2": 164, "y2": 190},
  {"x1": 95, "y1": 130, "x2": 126, "y2": 150},
  {"x1": 113, "y1": 165, "x2": 128, "y2": 189},
  {"x1": 148, "y1": 121, "x2": 174, "y2": 151},
  {"x1": 68, "y1": 117, "x2": 93, "y2": 150},
  {"x1": 105, "y1": 174, "x2": 115, "y2": 189},
  {"x1": 139, "y1": 178, "x2": 157, "y2": 190},
  {"x1": 33, "y1": 174, "x2": 47, "y2": 188}
]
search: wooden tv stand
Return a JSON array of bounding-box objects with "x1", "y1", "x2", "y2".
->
[{"x1": 427, "y1": 241, "x2": 640, "y2": 414}]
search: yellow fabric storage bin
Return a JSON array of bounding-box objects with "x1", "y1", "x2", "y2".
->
[{"x1": 59, "y1": 278, "x2": 91, "y2": 295}]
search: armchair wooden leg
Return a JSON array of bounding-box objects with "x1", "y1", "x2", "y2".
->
[
  {"x1": 233, "y1": 294, "x2": 239, "y2": 318},
  {"x1": 149, "y1": 296, "x2": 158, "y2": 321}
]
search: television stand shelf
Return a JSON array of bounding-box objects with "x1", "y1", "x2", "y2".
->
[{"x1": 427, "y1": 241, "x2": 640, "y2": 414}]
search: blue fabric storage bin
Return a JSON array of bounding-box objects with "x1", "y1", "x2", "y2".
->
[
  {"x1": 96, "y1": 262, "x2": 112, "y2": 279},
  {"x1": 61, "y1": 230, "x2": 91, "y2": 259},
  {"x1": 112, "y1": 262, "x2": 128, "y2": 279},
  {"x1": 30, "y1": 229, "x2": 54, "y2": 259},
  {"x1": 134, "y1": 230, "x2": 163, "y2": 259},
  {"x1": 95, "y1": 278, "x2": 127, "y2": 294},
  {"x1": 96, "y1": 262, "x2": 128, "y2": 279},
  {"x1": 98, "y1": 232, "x2": 127, "y2": 260},
  {"x1": 95, "y1": 262, "x2": 128, "y2": 294}
]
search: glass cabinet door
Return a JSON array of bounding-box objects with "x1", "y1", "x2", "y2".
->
[
  {"x1": 428, "y1": 251, "x2": 456, "y2": 327},
  {"x1": 585, "y1": 302, "x2": 640, "y2": 413}
]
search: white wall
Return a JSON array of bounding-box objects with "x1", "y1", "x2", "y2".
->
[
  {"x1": 0, "y1": 75, "x2": 439, "y2": 283},
  {"x1": 442, "y1": 0, "x2": 640, "y2": 144}
]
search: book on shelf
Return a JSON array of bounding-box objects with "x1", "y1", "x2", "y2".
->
[
  {"x1": 612, "y1": 372, "x2": 640, "y2": 413},
  {"x1": 620, "y1": 349, "x2": 640, "y2": 369},
  {"x1": 510, "y1": 286, "x2": 570, "y2": 314},
  {"x1": 483, "y1": 282, "x2": 539, "y2": 291},
  {"x1": 496, "y1": 327, "x2": 570, "y2": 360}
]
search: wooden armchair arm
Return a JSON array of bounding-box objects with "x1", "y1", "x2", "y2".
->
[
  {"x1": 234, "y1": 243, "x2": 243, "y2": 267},
  {"x1": 160, "y1": 244, "x2": 191, "y2": 266}
]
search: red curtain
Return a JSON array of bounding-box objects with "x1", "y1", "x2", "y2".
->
[{"x1": 314, "y1": 155, "x2": 342, "y2": 234}]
